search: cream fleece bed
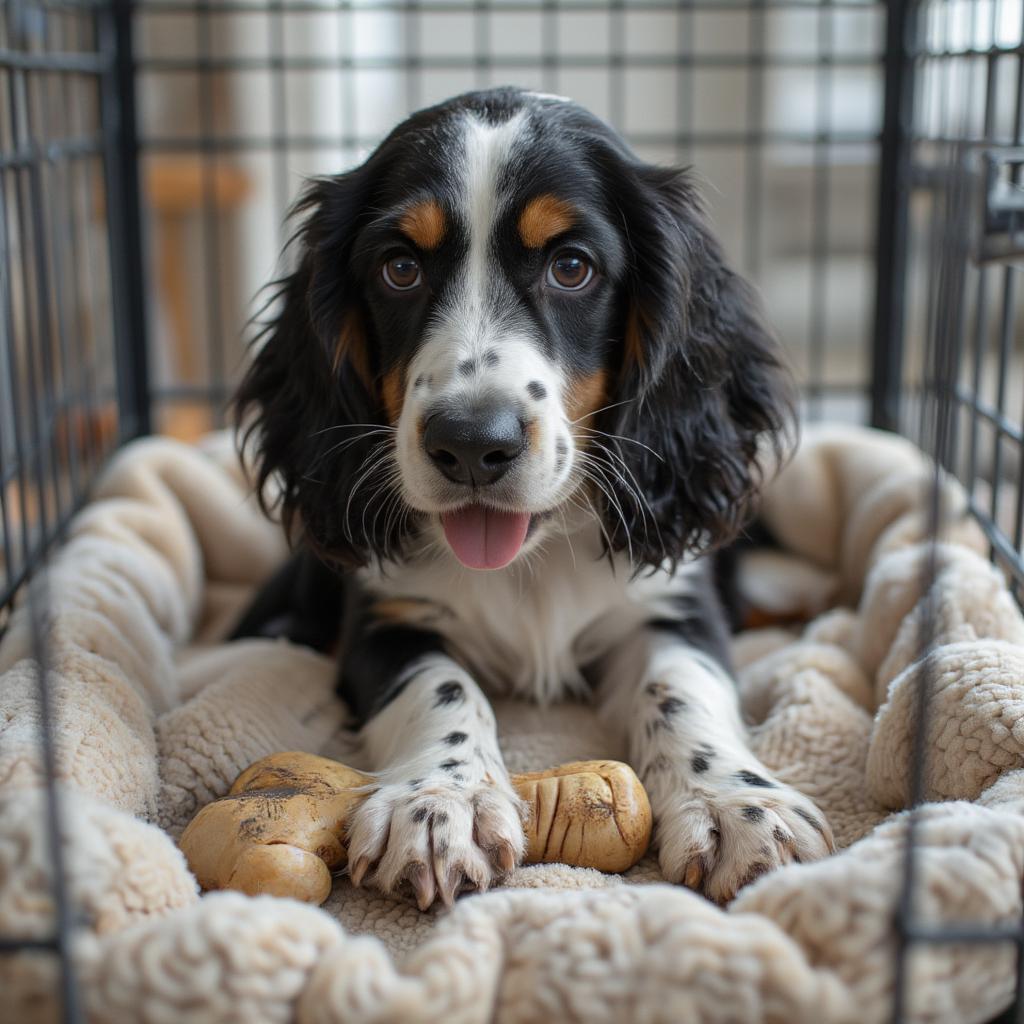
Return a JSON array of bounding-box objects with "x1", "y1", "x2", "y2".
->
[{"x1": 3, "y1": 424, "x2": 1024, "y2": 1024}]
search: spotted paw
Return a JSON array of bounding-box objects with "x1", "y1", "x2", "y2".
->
[
  {"x1": 346, "y1": 778, "x2": 525, "y2": 909},
  {"x1": 655, "y1": 771, "x2": 835, "y2": 904}
]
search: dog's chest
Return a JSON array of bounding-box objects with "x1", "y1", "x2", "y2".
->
[{"x1": 364, "y1": 531, "x2": 682, "y2": 702}]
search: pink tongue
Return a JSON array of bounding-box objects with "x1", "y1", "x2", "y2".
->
[{"x1": 441, "y1": 506, "x2": 531, "y2": 569}]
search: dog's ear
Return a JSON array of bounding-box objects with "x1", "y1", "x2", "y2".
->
[
  {"x1": 598, "y1": 161, "x2": 795, "y2": 569},
  {"x1": 234, "y1": 167, "x2": 396, "y2": 569}
]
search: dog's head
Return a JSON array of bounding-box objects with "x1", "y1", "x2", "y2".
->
[{"x1": 236, "y1": 87, "x2": 793, "y2": 572}]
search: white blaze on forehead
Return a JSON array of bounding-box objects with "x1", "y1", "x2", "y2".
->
[{"x1": 459, "y1": 110, "x2": 527, "y2": 316}]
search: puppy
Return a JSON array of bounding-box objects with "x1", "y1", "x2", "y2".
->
[{"x1": 232, "y1": 87, "x2": 834, "y2": 909}]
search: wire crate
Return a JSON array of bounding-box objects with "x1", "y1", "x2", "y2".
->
[{"x1": 1, "y1": 1, "x2": 1023, "y2": 1021}]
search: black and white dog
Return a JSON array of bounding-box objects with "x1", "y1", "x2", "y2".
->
[{"x1": 232, "y1": 87, "x2": 834, "y2": 910}]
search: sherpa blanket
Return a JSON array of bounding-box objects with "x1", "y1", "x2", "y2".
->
[{"x1": 2, "y1": 424, "x2": 1024, "y2": 1024}]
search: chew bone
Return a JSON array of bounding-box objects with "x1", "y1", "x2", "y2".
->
[{"x1": 178, "y1": 752, "x2": 651, "y2": 905}]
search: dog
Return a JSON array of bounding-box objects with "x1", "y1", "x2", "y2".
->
[{"x1": 231, "y1": 86, "x2": 835, "y2": 909}]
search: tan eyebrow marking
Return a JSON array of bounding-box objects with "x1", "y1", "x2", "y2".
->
[
  {"x1": 398, "y1": 199, "x2": 446, "y2": 251},
  {"x1": 518, "y1": 194, "x2": 577, "y2": 249}
]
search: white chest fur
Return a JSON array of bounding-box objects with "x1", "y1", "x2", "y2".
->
[{"x1": 363, "y1": 525, "x2": 691, "y2": 703}]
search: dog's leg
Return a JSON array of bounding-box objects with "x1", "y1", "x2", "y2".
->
[
  {"x1": 345, "y1": 653, "x2": 523, "y2": 909},
  {"x1": 598, "y1": 630, "x2": 834, "y2": 903}
]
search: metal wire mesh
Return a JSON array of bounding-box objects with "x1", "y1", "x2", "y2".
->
[
  {"x1": 0, "y1": 2, "x2": 146, "y2": 1018},
  {"x1": 0, "y1": 0, "x2": 147, "y2": 617},
  {"x1": 1, "y1": 2, "x2": 1023, "y2": 1023},
  {"x1": 890, "y1": 5, "x2": 1024, "y2": 1017},
  {"x1": 129, "y1": 0, "x2": 886, "y2": 434},
  {"x1": 899, "y1": 0, "x2": 1024, "y2": 601}
]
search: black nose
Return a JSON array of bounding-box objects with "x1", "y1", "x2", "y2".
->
[{"x1": 423, "y1": 405, "x2": 527, "y2": 485}]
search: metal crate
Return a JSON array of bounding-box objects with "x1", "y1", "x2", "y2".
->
[{"x1": 1, "y1": 1, "x2": 1023, "y2": 1021}]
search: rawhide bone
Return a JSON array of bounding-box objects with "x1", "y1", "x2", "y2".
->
[{"x1": 179, "y1": 751, "x2": 652, "y2": 905}]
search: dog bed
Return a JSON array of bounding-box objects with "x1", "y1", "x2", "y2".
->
[{"x1": 3, "y1": 424, "x2": 1024, "y2": 1024}]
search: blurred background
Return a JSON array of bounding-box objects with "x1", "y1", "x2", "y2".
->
[{"x1": 132, "y1": 0, "x2": 888, "y2": 437}]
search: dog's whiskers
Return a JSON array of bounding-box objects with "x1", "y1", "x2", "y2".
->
[
  {"x1": 581, "y1": 442, "x2": 663, "y2": 555},
  {"x1": 360, "y1": 457, "x2": 405, "y2": 550},
  {"x1": 568, "y1": 490, "x2": 617, "y2": 567},
  {"x1": 308, "y1": 427, "x2": 396, "y2": 476},
  {"x1": 568, "y1": 397, "x2": 637, "y2": 427},
  {"x1": 575, "y1": 425, "x2": 664, "y2": 462},
  {"x1": 343, "y1": 439, "x2": 400, "y2": 544},
  {"x1": 308, "y1": 422, "x2": 398, "y2": 440},
  {"x1": 573, "y1": 458, "x2": 634, "y2": 566}
]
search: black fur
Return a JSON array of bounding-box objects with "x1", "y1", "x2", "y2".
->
[
  {"x1": 229, "y1": 548, "x2": 342, "y2": 652},
  {"x1": 588, "y1": 141, "x2": 794, "y2": 566},
  {"x1": 648, "y1": 557, "x2": 735, "y2": 671},
  {"x1": 234, "y1": 163, "x2": 397, "y2": 569}
]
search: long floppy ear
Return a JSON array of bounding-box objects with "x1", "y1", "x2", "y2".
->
[
  {"x1": 599, "y1": 162, "x2": 795, "y2": 569},
  {"x1": 234, "y1": 168, "x2": 396, "y2": 569}
]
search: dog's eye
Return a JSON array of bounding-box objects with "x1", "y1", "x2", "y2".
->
[
  {"x1": 382, "y1": 254, "x2": 423, "y2": 291},
  {"x1": 547, "y1": 252, "x2": 593, "y2": 291}
]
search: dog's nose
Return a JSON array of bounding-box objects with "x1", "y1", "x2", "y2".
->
[{"x1": 424, "y1": 405, "x2": 527, "y2": 485}]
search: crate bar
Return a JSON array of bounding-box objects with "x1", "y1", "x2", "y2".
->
[
  {"x1": 137, "y1": 129, "x2": 882, "y2": 151},
  {"x1": 0, "y1": 48, "x2": 108, "y2": 72},
  {"x1": 34, "y1": 14, "x2": 84, "y2": 521},
  {"x1": 101, "y1": 0, "x2": 151, "y2": 439},
  {"x1": 744, "y1": 0, "x2": 766, "y2": 282},
  {"x1": 270, "y1": 0, "x2": 290, "y2": 247},
  {"x1": 62, "y1": 10, "x2": 103, "y2": 486},
  {"x1": 137, "y1": 0, "x2": 882, "y2": 12},
  {"x1": 964, "y1": 1, "x2": 1001, "y2": 524},
  {"x1": 901, "y1": 922, "x2": 1024, "y2": 945},
  {"x1": 674, "y1": 0, "x2": 694, "y2": 166},
  {"x1": 0, "y1": 136, "x2": 105, "y2": 171},
  {"x1": 988, "y1": 0, "x2": 1024, "y2": 612},
  {"x1": 870, "y1": 0, "x2": 915, "y2": 432},
  {"x1": 195, "y1": 0, "x2": 227, "y2": 430},
  {"x1": 26, "y1": 568, "x2": 83, "y2": 1023},
  {"x1": 0, "y1": 936, "x2": 62, "y2": 953},
  {"x1": 892, "y1": 81, "x2": 969, "y2": 1024},
  {"x1": 340, "y1": 0, "x2": 356, "y2": 169},
  {"x1": 541, "y1": 0, "x2": 557, "y2": 95},
  {"x1": 807, "y1": 0, "x2": 835, "y2": 420},
  {"x1": 407, "y1": 0, "x2": 423, "y2": 107},
  {"x1": 0, "y1": 173, "x2": 24, "y2": 611},
  {"x1": 136, "y1": 52, "x2": 880, "y2": 72}
]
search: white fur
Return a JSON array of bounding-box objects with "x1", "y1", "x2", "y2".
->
[
  {"x1": 362, "y1": 519, "x2": 691, "y2": 703},
  {"x1": 346, "y1": 654, "x2": 524, "y2": 908},
  {"x1": 597, "y1": 631, "x2": 835, "y2": 902},
  {"x1": 461, "y1": 111, "x2": 525, "y2": 302},
  {"x1": 393, "y1": 110, "x2": 577, "y2": 519}
]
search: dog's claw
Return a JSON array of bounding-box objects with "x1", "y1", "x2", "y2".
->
[
  {"x1": 408, "y1": 862, "x2": 435, "y2": 911},
  {"x1": 350, "y1": 855, "x2": 371, "y2": 888},
  {"x1": 438, "y1": 866, "x2": 462, "y2": 907},
  {"x1": 494, "y1": 841, "x2": 516, "y2": 874},
  {"x1": 683, "y1": 857, "x2": 703, "y2": 890}
]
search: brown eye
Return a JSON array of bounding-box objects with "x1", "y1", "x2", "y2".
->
[
  {"x1": 547, "y1": 251, "x2": 593, "y2": 291},
  {"x1": 382, "y1": 254, "x2": 422, "y2": 291}
]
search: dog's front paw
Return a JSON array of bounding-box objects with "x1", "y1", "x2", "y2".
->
[
  {"x1": 655, "y1": 770, "x2": 834, "y2": 904},
  {"x1": 346, "y1": 777, "x2": 524, "y2": 909}
]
